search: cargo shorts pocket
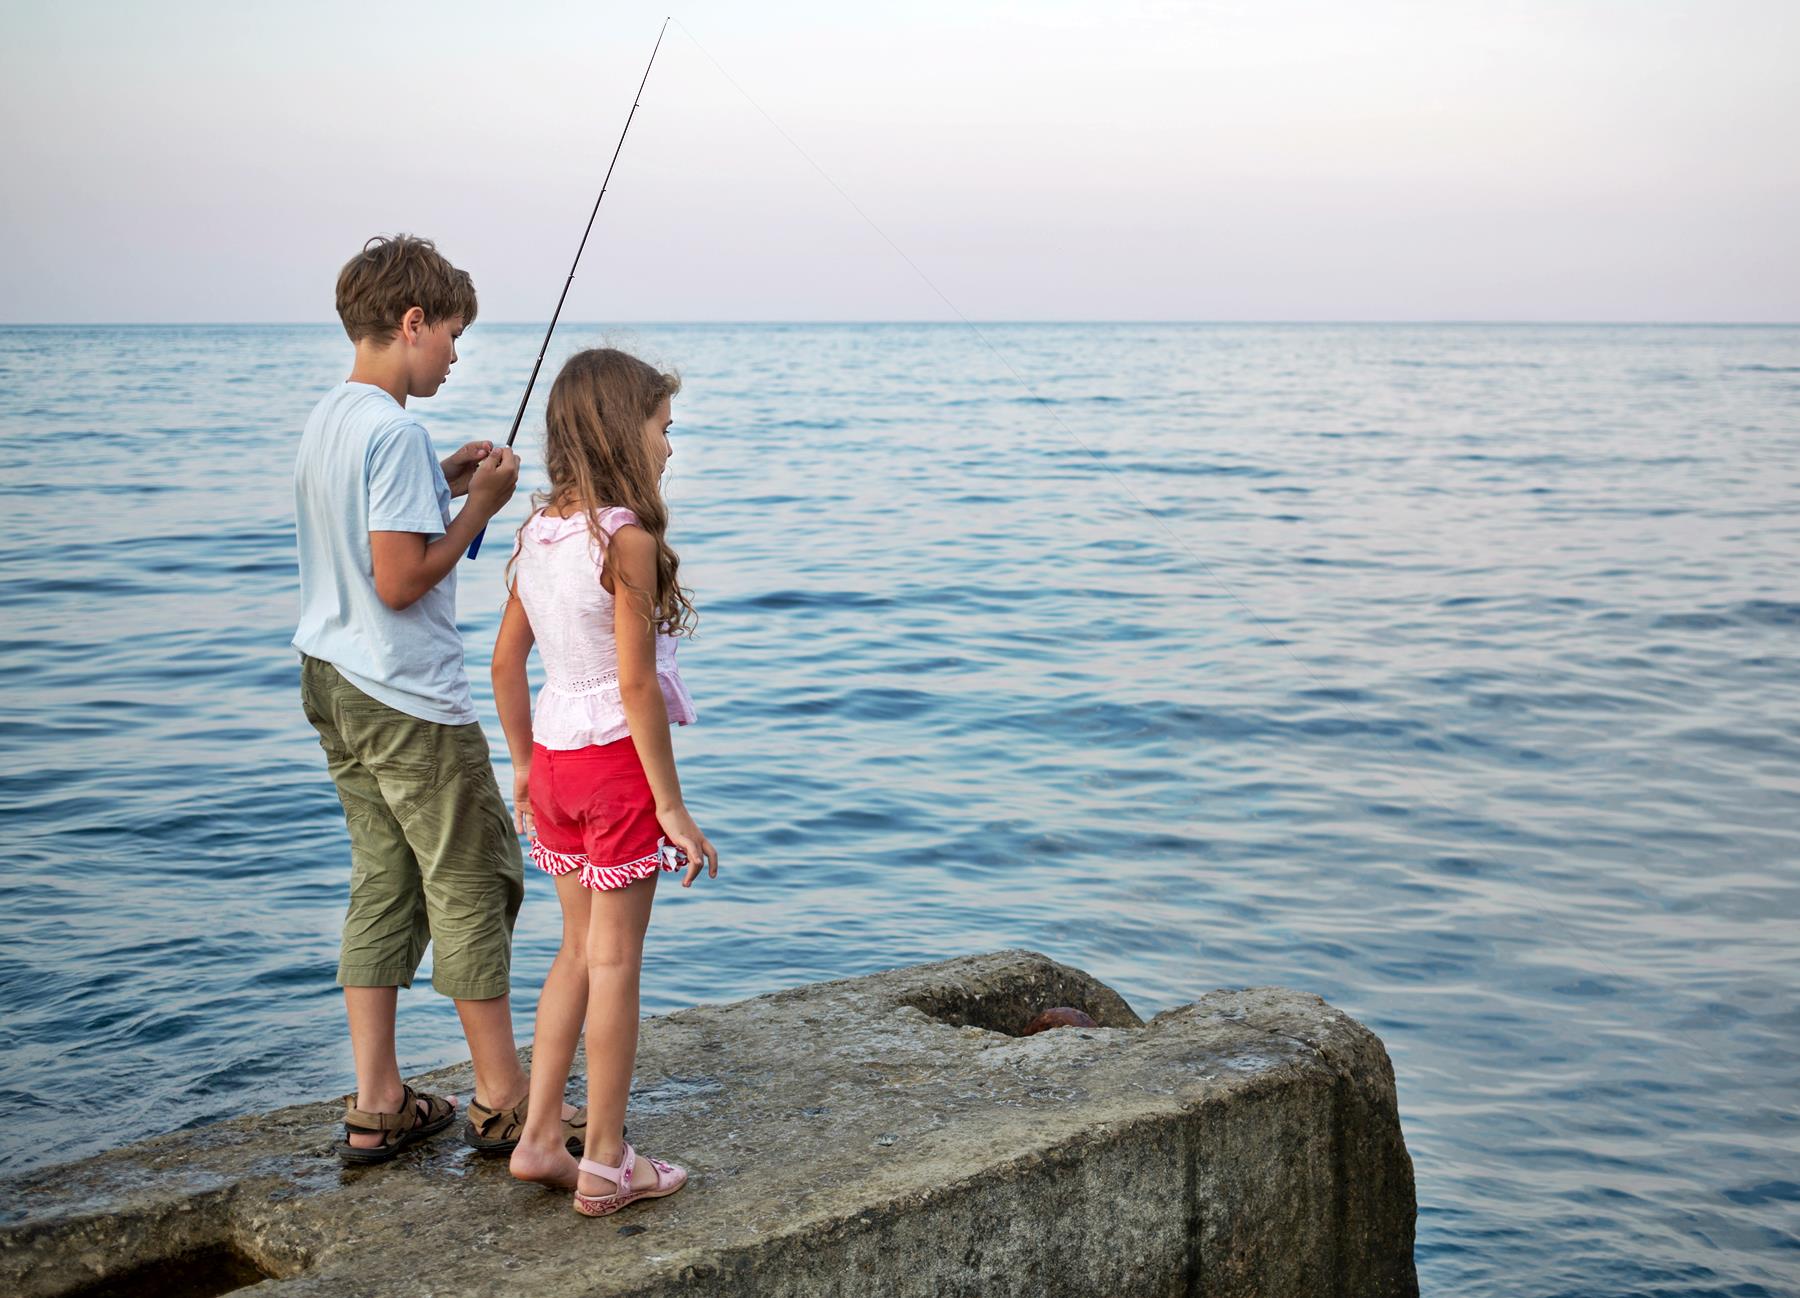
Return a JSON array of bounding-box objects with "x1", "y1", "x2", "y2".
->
[
  {"x1": 449, "y1": 720, "x2": 495, "y2": 773},
  {"x1": 338, "y1": 701, "x2": 444, "y2": 821}
]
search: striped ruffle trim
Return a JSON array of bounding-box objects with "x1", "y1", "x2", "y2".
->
[{"x1": 530, "y1": 838, "x2": 688, "y2": 892}]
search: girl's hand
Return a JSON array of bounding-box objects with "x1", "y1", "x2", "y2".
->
[
  {"x1": 658, "y1": 806, "x2": 718, "y2": 887},
  {"x1": 512, "y1": 764, "x2": 535, "y2": 839}
]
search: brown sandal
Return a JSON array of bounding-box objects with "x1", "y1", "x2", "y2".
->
[
  {"x1": 338, "y1": 1084, "x2": 457, "y2": 1165},
  {"x1": 463, "y1": 1091, "x2": 595, "y2": 1155}
]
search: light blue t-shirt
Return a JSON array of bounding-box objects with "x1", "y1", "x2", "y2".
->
[{"x1": 292, "y1": 382, "x2": 476, "y2": 725}]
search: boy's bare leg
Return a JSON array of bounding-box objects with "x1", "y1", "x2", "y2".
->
[
  {"x1": 511, "y1": 873, "x2": 593, "y2": 1186},
  {"x1": 579, "y1": 873, "x2": 658, "y2": 1197},
  {"x1": 345, "y1": 985, "x2": 438, "y2": 1149},
  {"x1": 343, "y1": 988, "x2": 529, "y2": 1149},
  {"x1": 455, "y1": 994, "x2": 531, "y2": 1112}
]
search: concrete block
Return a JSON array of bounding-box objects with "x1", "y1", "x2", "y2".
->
[{"x1": 0, "y1": 950, "x2": 1417, "y2": 1297}]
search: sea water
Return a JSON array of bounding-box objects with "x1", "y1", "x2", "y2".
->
[{"x1": 0, "y1": 322, "x2": 1795, "y2": 1296}]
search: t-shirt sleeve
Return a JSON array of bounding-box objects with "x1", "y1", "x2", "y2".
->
[{"x1": 366, "y1": 421, "x2": 448, "y2": 535}]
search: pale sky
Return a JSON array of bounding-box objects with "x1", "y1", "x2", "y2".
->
[{"x1": 1, "y1": 0, "x2": 1795, "y2": 322}]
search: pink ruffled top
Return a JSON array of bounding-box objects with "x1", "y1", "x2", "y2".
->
[{"x1": 512, "y1": 506, "x2": 696, "y2": 751}]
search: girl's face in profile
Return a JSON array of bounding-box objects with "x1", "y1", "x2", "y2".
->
[{"x1": 645, "y1": 395, "x2": 673, "y2": 477}]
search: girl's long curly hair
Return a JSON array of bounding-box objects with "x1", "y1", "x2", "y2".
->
[{"x1": 510, "y1": 347, "x2": 697, "y2": 637}]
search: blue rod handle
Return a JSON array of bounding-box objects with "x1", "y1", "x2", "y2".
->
[{"x1": 468, "y1": 527, "x2": 486, "y2": 560}]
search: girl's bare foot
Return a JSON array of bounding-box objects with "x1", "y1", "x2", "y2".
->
[{"x1": 509, "y1": 1135, "x2": 580, "y2": 1189}]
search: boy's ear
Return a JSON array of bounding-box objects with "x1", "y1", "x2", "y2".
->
[{"x1": 398, "y1": 306, "x2": 426, "y2": 343}]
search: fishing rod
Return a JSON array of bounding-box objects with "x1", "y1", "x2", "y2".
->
[{"x1": 468, "y1": 16, "x2": 670, "y2": 559}]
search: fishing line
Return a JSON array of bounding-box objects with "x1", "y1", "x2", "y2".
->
[
  {"x1": 674, "y1": 18, "x2": 1403, "y2": 739},
  {"x1": 468, "y1": 16, "x2": 670, "y2": 560},
  {"x1": 672, "y1": 16, "x2": 1344, "y2": 704},
  {"x1": 672, "y1": 18, "x2": 1653, "y2": 1002}
]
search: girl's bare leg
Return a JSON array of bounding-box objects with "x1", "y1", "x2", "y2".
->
[
  {"x1": 579, "y1": 871, "x2": 659, "y2": 1197},
  {"x1": 509, "y1": 872, "x2": 593, "y2": 1186}
]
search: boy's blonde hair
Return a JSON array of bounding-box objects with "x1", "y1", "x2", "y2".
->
[{"x1": 335, "y1": 234, "x2": 478, "y2": 344}]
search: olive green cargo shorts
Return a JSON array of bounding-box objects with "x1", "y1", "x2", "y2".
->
[{"x1": 300, "y1": 655, "x2": 524, "y2": 1000}]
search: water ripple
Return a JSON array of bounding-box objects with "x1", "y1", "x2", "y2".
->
[{"x1": 1, "y1": 322, "x2": 1797, "y2": 1298}]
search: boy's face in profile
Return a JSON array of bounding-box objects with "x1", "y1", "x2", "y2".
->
[{"x1": 406, "y1": 315, "x2": 464, "y2": 400}]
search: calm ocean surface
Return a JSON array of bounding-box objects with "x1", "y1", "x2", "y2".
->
[{"x1": 0, "y1": 323, "x2": 1796, "y2": 1294}]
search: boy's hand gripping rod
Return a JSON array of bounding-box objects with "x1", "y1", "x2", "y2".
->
[{"x1": 468, "y1": 18, "x2": 670, "y2": 559}]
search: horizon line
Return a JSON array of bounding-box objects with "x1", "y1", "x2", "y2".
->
[{"x1": 2, "y1": 319, "x2": 1798, "y2": 329}]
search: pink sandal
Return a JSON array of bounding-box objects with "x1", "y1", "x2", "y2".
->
[{"x1": 572, "y1": 1141, "x2": 688, "y2": 1217}]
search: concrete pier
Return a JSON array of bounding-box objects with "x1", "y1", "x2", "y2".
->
[{"x1": 0, "y1": 951, "x2": 1418, "y2": 1296}]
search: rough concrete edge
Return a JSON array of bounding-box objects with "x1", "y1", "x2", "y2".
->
[
  {"x1": 0, "y1": 951, "x2": 1078, "y2": 1293},
  {"x1": 434, "y1": 987, "x2": 1411, "y2": 1298},
  {"x1": 0, "y1": 1180, "x2": 313, "y2": 1298},
  {"x1": 1163, "y1": 987, "x2": 1419, "y2": 1298},
  {"x1": 629, "y1": 1110, "x2": 1204, "y2": 1298},
  {"x1": 479, "y1": 994, "x2": 1408, "y2": 1298},
  {"x1": 1, "y1": 957, "x2": 1418, "y2": 1298}
]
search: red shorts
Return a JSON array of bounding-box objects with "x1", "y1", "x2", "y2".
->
[{"x1": 528, "y1": 738, "x2": 686, "y2": 891}]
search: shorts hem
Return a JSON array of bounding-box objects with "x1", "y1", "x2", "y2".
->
[
  {"x1": 431, "y1": 974, "x2": 511, "y2": 1001},
  {"x1": 338, "y1": 963, "x2": 418, "y2": 989},
  {"x1": 580, "y1": 839, "x2": 687, "y2": 893},
  {"x1": 530, "y1": 839, "x2": 586, "y2": 877}
]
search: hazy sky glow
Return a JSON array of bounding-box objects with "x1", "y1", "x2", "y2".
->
[{"x1": 1, "y1": 0, "x2": 1795, "y2": 322}]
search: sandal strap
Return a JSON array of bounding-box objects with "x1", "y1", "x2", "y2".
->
[
  {"x1": 467, "y1": 1091, "x2": 528, "y2": 1139},
  {"x1": 342, "y1": 1084, "x2": 448, "y2": 1136},
  {"x1": 343, "y1": 1093, "x2": 414, "y2": 1134},
  {"x1": 578, "y1": 1142, "x2": 635, "y2": 1189},
  {"x1": 417, "y1": 1087, "x2": 454, "y2": 1123}
]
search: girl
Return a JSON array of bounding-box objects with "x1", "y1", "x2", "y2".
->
[{"x1": 493, "y1": 347, "x2": 718, "y2": 1216}]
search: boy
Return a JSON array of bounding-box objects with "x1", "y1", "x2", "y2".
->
[{"x1": 294, "y1": 234, "x2": 559, "y2": 1161}]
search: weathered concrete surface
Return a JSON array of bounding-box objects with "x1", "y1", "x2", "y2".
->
[{"x1": 0, "y1": 951, "x2": 1417, "y2": 1297}]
